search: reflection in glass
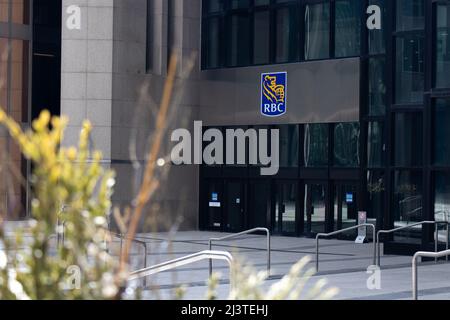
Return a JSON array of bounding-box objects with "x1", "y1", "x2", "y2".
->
[
  {"x1": 204, "y1": 17, "x2": 221, "y2": 68},
  {"x1": 333, "y1": 122, "x2": 360, "y2": 167},
  {"x1": 275, "y1": 6, "x2": 299, "y2": 63},
  {"x1": 207, "y1": 0, "x2": 224, "y2": 13},
  {"x1": 395, "y1": 34, "x2": 424, "y2": 104},
  {"x1": 277, "y1": 125, "x2": 299, "y2": 168},
  {"x1": 368, "y1": 0, "x2": 386, "y2": 54},
  {"x1": 393, "y1": 171, "x2": 423, "y2": 244},
  {"x1": 394, "y1": 113, "x2": 423, "y2": 167},
  {"x1": 436, "y1": 4, "x2": 450, "y2": 88},
  {"x1": 254, "y1": 10, "x2": 270, "y2": 65},
  {"x1": 304, "y1": 124, "x2": 328, "y2": 167},
  {"x1": 228, "y1": 14, "x2": 251, "y2": 67},
  {"x1": 434, "y1": 98, "x2": 450, "y2": 165},
  {"x1": 275, "y1": 182, "x2": 297, "y2": 234},
  {"x1": 434, "y1": 173, "x2": 450, "y2": 224},
  {"x1": 396, "y1": 0, "x2": 424, "y2": 32},
  {"x1": 249, "y1": 180, "x2": 270, "y2": 228},
  {"x1": 367, "y1": 122, "x2": 384, "y2": 168},
  {"x1": 333, "y1": 185, "x2": 358, "y2": 237},
  {"x1": 367, "y1": 171, "x2": 385, "y2": 223},
  {"x1": 304, "y1": 184, "x2": 326, "y2": 234},
  {"x1": 368, "y1": 57, "x2": 386, "y2": 116},
  {"x1": 335, "y1": 0, "x2": 361, "y2": 58},
  {"x1": 305, "y1": 3, "x2": 330, "y2": 60}
]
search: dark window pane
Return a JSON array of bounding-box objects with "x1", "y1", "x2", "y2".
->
[
  {"x1": 368, "y1": 0, "x2": 386, "y2": 54},
  {"x1": 227, "y1": 14, "x2": 251, "y2": 67},
  {"x1": 254, "y1": 10, "x2": 270, "y2": 64},
  {"x1": 232, "y1": 0, "x2": 250, "y2": 9},
  {"x1": 395, "y1": 34, "x2": 424, "y2": 104},
  {"x1": 434, "y1": 98, "x2": 450, "y2": 166},
  {"x1": 304, "y1": 124, "x2": 328, "y2": 167},
  {"x1": 333, "y1": 122, "x2": 360, "y2": 167},
  {"x1": 394, "y1": 113, "x2": 423, "y2": 166},
  {"x1": 393, "y1": 170, "x2": 423, "y2": 243},
  {"x1": 277, "y1": 125, "x2": 299, "y2": 167},
  {"x1": 335, "y1": 0, "x2": 361, "y2": 58},
  {"x1": 396, "y1": 0, "x2": 424, "y2": 31},
  {"x1": 367, "y1": 171, "x2": 385, "y2": 222},
  {"x1": 206, "y1": 0, "x2": 224, "y2": 14},
  {"x1": 367, "y1": 122, "x2": 384, "y2": 168},
  {"x1": 434, "y1": 172, "x2": 450, "y2": 222},
  {"x1": 436, "y1": 4, "x2": 450, "y2": 88},
  {"x1": 305, "y1": 3, "x2": 330, "y2": 60},
  {"x1": 275, "y1": 6, "x2": 299, "y2": 63},
  {"x1": 204, "y1": 17, "x2": 221, "y2": 68},
  {"x1": 255, "y1": 0, "x2": 270, "y2": 6},
  {"x1": 368, "y1": 57, "x2": 386, "y2": 115}
]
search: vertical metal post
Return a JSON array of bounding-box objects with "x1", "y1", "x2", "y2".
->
[
  {"x1": 143, "y1": 243, "x2": 148, "y2": 288},
  {"x1": 435, "y1": 223, "x2": 438, "y2": 263},
  {"x1": 447, "y1": 223, "x2": 449, "y2": 262},
  {"x1": 377, "y1": 232, "x2": 381, "y2": 267},
  {"x1": 267, "y1": 230, "x2": 271, "y2": 275},
  {"x1": 412, "y1": 255, "x2": 418, "y2": 300},
  {"x1": 315, "y1": 236, "x2": 319, "y2": 272},
  {"x1": 372, "y1": 226, "x2": 376, "y2": 266},
  {"x1": 208, "y1": 240, "x2": 212, "y2": 277}
]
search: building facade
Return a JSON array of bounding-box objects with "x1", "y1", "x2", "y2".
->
[{"x1": 0, "y1": 0, "x2": 450, "y2": 254}]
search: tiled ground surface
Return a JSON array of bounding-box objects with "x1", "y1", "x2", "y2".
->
[
  {"x1": 3, "y1": 225, "x2": 450, "y2": 300},
  {"x1": 122, "y1": 231, "x2": 450, "y2": 300}
]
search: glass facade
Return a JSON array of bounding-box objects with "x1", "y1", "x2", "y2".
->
[
  {"x1": 304, "y1": 2, "x2": 330, "y2": 60},
  {"x1": 335, "y1": 0, "x2": 361, "y2": 58},
  {"x1": 333, "y1": 122, "x2": 360, "y2": 167},
  {"x1": 198, "y1": 1, "x2": 450, "y2": 250},
  {"x1": 201, "y1": 0, "x2": 363, "y2": 69},
  {"x1": 436, "y1": 4, "x2": 450, "y2": 88}
]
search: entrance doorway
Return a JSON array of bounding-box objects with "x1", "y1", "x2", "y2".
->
[
  {"x1": 304, "y1": 182, "x2": 328, "y2": 235},
  {"x1": 224, "y1": 180, "x2": 246, "y2": 232},
  {"x1": 274, "y1": 181, "x2": 298, "y2": 235},
  {"x1": 332, "y1": 183, "x2": 359, "y2": 239}
]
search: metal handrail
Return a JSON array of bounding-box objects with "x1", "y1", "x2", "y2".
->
[
  {"x1": 412, "y1": 249, "x2": 450, "y2": 300},
  {"x1": 113, "y1": 233, "x2": 149, "y2": 287},
  {"x1": 209, "y1": 228, "x2": 270, "y2": 276},
  {"x1": 376, "y1": 221, "x2": 449, "y2": 267},
  {"x1": 315, "y1": 224, "x2": 376, "y2": 272},
  {"x1": 128, "y1": 250, "x2": 234, "y2": 291}
]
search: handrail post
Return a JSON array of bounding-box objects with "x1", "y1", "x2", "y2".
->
[
  {"x1": 143, "y1": 243, "x2": 148, "y2": 288},
  {"x1": 447, "y1": 223, "x2": 449, "y2": 261},
  {"x1": 267, "y1": 229, "x2": 271, "y2": 276},
  {"x1": 377, "y1": 231, "x2": 381, "y2": 267},
  {"x1": 208, "y1": 239, "x2": 212, "y2": 277},
  {"x1": 412, "y1": 253, "x2": 419, "y2": 300},
  {"x1": 315, "y1": 235, "x2": 320, "y2": 272},
  {"x1": 372, "y1": 225, "x2": 376, "y2": 266},
  {"x1": 435, "y1": 222, "x2": 438, "y2": 263}
]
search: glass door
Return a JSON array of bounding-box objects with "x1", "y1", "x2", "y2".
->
[
  {"x1": 225, "y1": 180, "x2": 246, "y2": 232},
  {"x1": 274, "y1": 181, "x2": 298, "y2": 235},
  {"x1": 333, "y1": 183, "x2": 358, "y2": 239},
  {"x1": 204, "y1": 180, "x2": 223, "y2": 230},
  {"x1": 248, "y1": 180, "x2": 271, "y2": 229},
  {"x1": 304, "y1": 182, "x2": 328, "y2": 235}
]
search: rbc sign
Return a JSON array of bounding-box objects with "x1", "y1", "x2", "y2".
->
[{"x1": 261, "y1": 72, "x2": 287, "y2": 117}]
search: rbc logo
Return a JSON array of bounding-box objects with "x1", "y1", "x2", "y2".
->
[{"x1": 261, "y1": 72, "x2": 287, "y2": 117}]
